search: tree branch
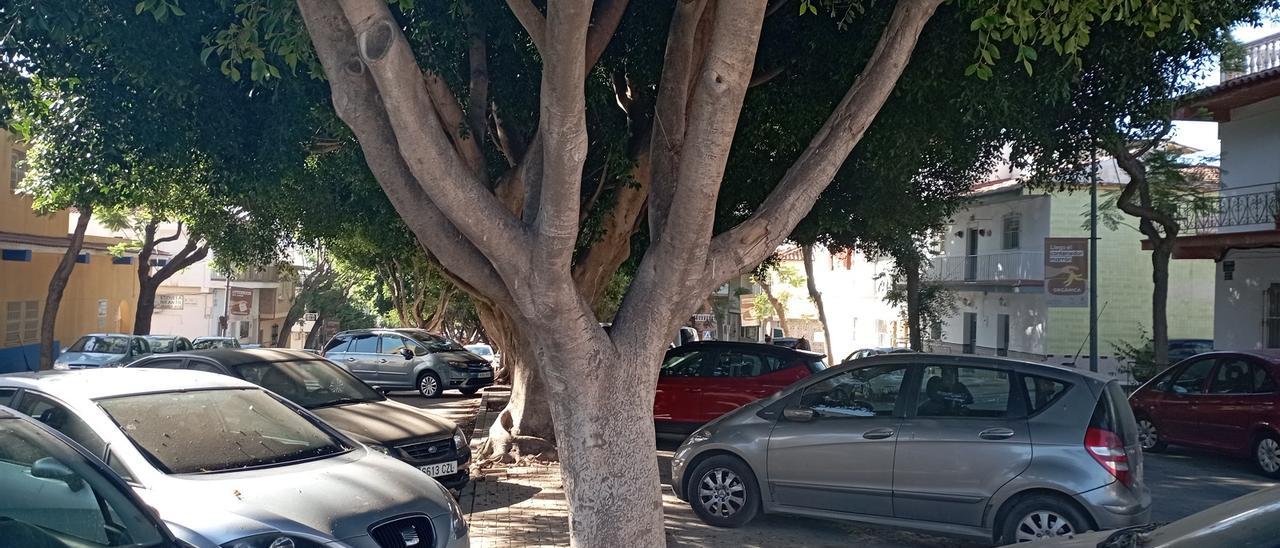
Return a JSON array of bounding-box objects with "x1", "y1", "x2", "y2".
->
[
  {"x1": 153, "y1": 221, "x2": 184, "y2": 245},
  {"x1": 585, "y1": 0, "x2": 630, "y2": 68},
  {"x1": 424, "y1": 72, "x2": 487, "y2": 183},
  {"x1": 153, "y1": 239, "x2": 209, "y2": 283},
  {"x1": 703, "y1": 0, "x2": 944, "y2": 288},
  {"x1": 647, "y1": 0, "x2": 709, "y2": 241},
  {"x1": 467, "y1": 12, "x2": 490, "y2": 162},
  {"x1": 506, "y1": 0, "x2": 546, "y2": 53}
]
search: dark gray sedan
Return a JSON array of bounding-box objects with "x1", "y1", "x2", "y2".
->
[{"x1": 671, "y1": 354, "x2": 1150, "y2": 545}]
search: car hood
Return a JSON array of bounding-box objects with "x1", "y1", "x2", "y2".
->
[
  {"x1": 310, "y1": 400, "x2": 456, "y2": 445},
  {"x1": 56, "y1": 352, "x2": 122, "y2": 366},
  {"x1": 139, "y1": 450, "x2": 450, "y2": 543}
]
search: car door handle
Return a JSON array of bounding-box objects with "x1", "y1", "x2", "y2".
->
[
  {"x1": 979, "y1": 427, "x2": 1016, "y2": 440},
  {"x1": 377, "y1": 359, "x2": 388, "y2": 364},
  {"x1": 345, "y1": 358, "x2": 355, "y2": 362},
  {"x1": 862, "y1": 428, "x2": 896, "y2": 440}
]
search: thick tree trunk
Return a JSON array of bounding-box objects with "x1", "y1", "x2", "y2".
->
[
  {"x1": 1151, "y1": 241, "x2": 1172, "y2": 372},
  {"x1": 275, "y1": 305, "x2": 304, "y2": 348},
  {"x1": 40, "y1": 208, "x2": 92, "y2": 370},
  {"x1": 304, "y1": 315, "x2": 325, "y2": 349},
  {"x1": 801, "y1": 245, "x2": 834, "y2": 363},
  {"x1": 133, "y1": 280, "x2": 158, "y2": 335},
  {"x1": 905, "y1": 258, "x2": 923, "y2": 351},
  {"x1": 473, "y1": 302, "x2": 556, "y2": 463}
]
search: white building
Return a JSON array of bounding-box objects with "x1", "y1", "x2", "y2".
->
[{"x1": 1170, "y1": 32, "x2": 1280, "y2": 350}]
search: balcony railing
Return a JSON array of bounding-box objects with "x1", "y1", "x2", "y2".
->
[
  {"x1": 927, "y1": 251, "x2": 1043, "y2": 284},
  {"x1": 1222, "y1": 32, "x2": 1280, "y2": 82},
  {"x1": 1177, "y1": 183, "x2": 1280, "y2": 235}
]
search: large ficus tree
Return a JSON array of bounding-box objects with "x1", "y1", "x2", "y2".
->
[{"x1": 272, "y1": 0, "x2": 1204, "y2": 544}]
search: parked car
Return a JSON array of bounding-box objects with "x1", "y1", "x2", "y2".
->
[
  {"x1": 141, "y1": 335, "x2": 193, "y2": 354},
  {"x1": 670, "y1": 354, "x2": 1149, "y2": 545},
  {"x1": 1166, "y1": 339, "x2": 1213, "y2": 364},
  {"x1": 0, "y1": 368, "x2": 470, "y2": 547},
  {"x1": 465, "y1": 343, "x2": 497, "y2": 363},
  {"x1": 52, "y1": 334, "x2": 150, "y2": 369},
  {"x1": 843, "y1": 346, "x2": 914, "y2": 363},
  {"x1": 191, "y1": 336, "x2": 240, "y2": 350},
  {"x1": 655, "y1": 341, "x2": 826, "y2": 434},
  {"x1": 323, "y1": 328, "x2": 494, "y2": 398},
  {"x1": 1017, "y1": 483, "x2": 1280, "y2": 547},
  {"x1": 0, "y1": 404, "x2": 185, "y2": 548},
  {"x1": 1128, "y1": 350, "x2": 1280, "y2": 477},
  {"x1": 128, "y1": 348, "x2": 472, "y2": 489}
]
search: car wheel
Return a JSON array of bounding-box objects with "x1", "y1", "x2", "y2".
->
[
  {"x1": 1137, "y1": 418, "x2": 1167, "y2": 453},
  {"x1": 459, "y1": 387, "x2": 481, "y2": 396},
  {"x1": 1253, "y1": 434, "x2": 1280, "y2": 477},
  {"x1": 687, "y1": 455, "x2": 760, "y2": 528},
  {"x1": 999, "y1": 494, "x2": 1091, "y2": 544},
  {"x1": 417, "y1": 372, "x2": 443, "y2": 398}
]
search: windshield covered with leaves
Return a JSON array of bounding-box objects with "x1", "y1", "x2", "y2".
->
[
  {"x1": 232, "y1": 359, "x2": 383, "y2": 409},
  {"x1": 68, "y1": 336, "x2": 130, "y2": 355}
]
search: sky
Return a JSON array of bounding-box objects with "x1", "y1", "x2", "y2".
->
[{"x1": 1172, "y1": 16, "x2": 1280, "y2": 156}]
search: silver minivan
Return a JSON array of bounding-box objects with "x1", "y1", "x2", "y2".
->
[
  {"x1": 670, "y1": 354, "x2": 1150, "y2": 545},
  {"x1": 323, "y1": 328, "x2": 494, "y2": 397}
]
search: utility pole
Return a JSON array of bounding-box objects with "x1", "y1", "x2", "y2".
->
[
  {"x1": 1089, "y1": 146, "x2": 1099, "y2": 372},
  {"x1": 220, "y1": 272, "x2": 232, "y2": 337}
]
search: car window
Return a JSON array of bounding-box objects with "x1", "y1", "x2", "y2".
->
[
  {"x1": 187, "y1": 361, "x2": 226, "y2": 375},
  {"x1": 140, "y1": 359, "x2": 185, "y2": 370},
  {"x1": 1170, "y1": 358, "x2": 1215, "y2": 395},
  {"x1": 1210, "y1": 358, "x2": 1276, "y2": 394},
  {"x1": 349, "y1": 335, "x2": 378, "y2": 354},
  {"x1": 233, "y1": 359, "x2": 383, "y2": 409},
  {"x1": 14, "y1": 394, "x2": 109, "y2": 460},
  {"x1": 0, "y1": 419, "x2": 166, "y2": 547},
  {"x1": 98, "y1": 388, "x2": 349, "y2": 474},
  {"x1": 1022, "y1": 375, "x2": 1070, "y2": 414},
  {"x1": 177, "y1": 339, "x2": 192, "y2": 352},
  {"x1": 707, "y1": 351, "x2": 766, "y2": 377},
  {"x1": 916, "y1": 365, "x2": 1011, "y2": 418},
  {"x1": 0, "y1": 388, "x2": 15, "y2": 407},
  {"x1": 68, "y1": 336, "x2": 130, "y2": 354},
  {"x1": 798, "y1": 365, "x2": 908, "y2": 418},
  {"x1": 130, "y1": 338, "x2": 146, "y2": 355},
  {"x1": 323, "y1": 336, "x2": 350, "y2": 353},
  {"x1": 660, "y1": 350, "x2": 713, "y2": 377},
  {"x1": 380, "y1": 335, "x2": 411, "y2": 355}
]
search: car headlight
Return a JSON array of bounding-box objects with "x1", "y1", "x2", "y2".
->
[
  {"x1": 221, "y1": 534, "x2": 328, "y2": 548},
  {"x1": 367, "y1": 443, "x2": 391, "y2": 455},
  {"x1": 446, "y1": 491, "x2": 469, "y2": 540},
  {"x1": 686, "y1": 428, "x2": 713, "y2": 444},
  {"x1": 52, "y1": 362, "x2": 70, "y2": 371},
  {"x1": 453, "y1": 428, "x2": 469, "y2": 452}
]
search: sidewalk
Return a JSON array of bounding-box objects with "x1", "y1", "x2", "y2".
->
[{"x1": 458, "y1": 389, "x2": 973, "y2": 548}]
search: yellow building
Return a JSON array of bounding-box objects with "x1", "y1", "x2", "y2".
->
[{"x1": 1, "y1": 131, "x2": 139, "y2": 371}]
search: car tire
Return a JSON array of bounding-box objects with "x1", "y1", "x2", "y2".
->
[
  {"x1": 417, "y1": 372, "x2": 443, "y2": 398},
  {"x1": 1137, "y1": 417, "x2": 1168, "y2": 453},
  {"x1": 687, "y1": 455, "x2": 760, "y2": 528},
  {"x1": 1252, "y1": 433, "x2": 1280, "y2": 478},
  {"x1": 998, "y1": 494, "x2": 1091, "y2": 544},
  {"x1": 459, "y1": 387, "x2": 481, "y2": 396}
]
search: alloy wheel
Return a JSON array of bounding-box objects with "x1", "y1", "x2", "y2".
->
[
  {"x1": 1257, "y1": 438, "x2": 1280, "y2": 473},
  {"x1": 419, "y1": 375, "x2": 440, "y2": 397},
  {"x1": 1014, "y1": 510, "x2": 1075, "y2": 542},
  {"x1": 697, "y1": 468, "x2": 746, "y2": 518},
  {"x1": 1138, "y1": 419, "x2": 1159, "y2": 450}
]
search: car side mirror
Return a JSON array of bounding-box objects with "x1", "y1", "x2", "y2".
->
[
  {"x1": 782, "y1": 405, "x2": 817, "y2": 423},
  {"x1": 31, "y1": 457, "x2": 85, "y2": 492},
  {"x1": 370, "y1": 385, "x2": 389, "y2": 395},
  {"x1": 400, "y1": 347, "x2": 414, "y2": 361}
]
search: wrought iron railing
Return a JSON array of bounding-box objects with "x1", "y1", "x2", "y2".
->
[
  {"x1": 1222, "y1": 32, "x2": 1280, "y2": 81},
  {"x1": 1177, "y1": 184, "x2": 1280, "y2": 234},
  {"x1": 927, "y1": 251, "x2": 1043, "y2": 283}
]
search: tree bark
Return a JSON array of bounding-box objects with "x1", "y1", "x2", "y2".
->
[
  {"x1": 40, "y1": 207, "x2": 92, "y2": 370},
  {"x1": 304, "y1": 315, "x2": 326, "y2": 349},
  {"x1": 801, "y1": 245, "x2": 834, "y2": 362},
  {"x1": 132, "y1": 222, "x2": 208, "y2": 335},
  {"x1": 905, "y1": 257, "x2": 923, "y2": 351},
  {"x1": 473, "y1": 302, "x2": 557, "y2": 464},
  {"x1": 759, "y1": 277, "x2": 789, "y2": 335},
  {"x1": 1150, "y1": 241, "x2": 1172, "y2": 372}
]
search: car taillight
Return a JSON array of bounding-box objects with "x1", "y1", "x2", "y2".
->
[{"x1": 1085, "y1": 426, "x2": 1132, "y2": 486}]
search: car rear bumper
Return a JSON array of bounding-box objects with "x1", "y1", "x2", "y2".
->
[{"x1": 1076, "y1": 482, "x2": 1152, "y2": 530}]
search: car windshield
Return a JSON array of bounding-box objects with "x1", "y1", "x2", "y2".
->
[
  {"x1": 231, "y1": 359, "x2": 384, "y2": 409},
  {"x1": 67, "y1": 336, "x2": 130, "y2": 355},
  {"x1": 97, "y1": 388, "x2": 349, "y2": 474},
  {"x1": 143, "y1": 338, "x2": 175, "y2": 353},
  {"x1": 192, "y1": 339, "x2": 232, "y2": 350},
  {"x1": 466, "y1": 345, "x2": 492, "y2": 356},
  {"x1": 0, "y1": 419, "x2": 167, "y2": 547},
  {"x1": 402, "y1": 331, "x2": 464, "y2": 352}
]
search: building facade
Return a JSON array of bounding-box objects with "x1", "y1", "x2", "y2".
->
[
  {"x1": 1169, "y1": 31, "x2": 1280, "y2": 351},
  {"x1": 926, "y1": 177, "x2": 1216, "y2": 379}
]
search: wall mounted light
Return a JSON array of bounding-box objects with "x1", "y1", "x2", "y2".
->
[{"x1": 955, "y1": 231, "x2": 965, "y2": 238}]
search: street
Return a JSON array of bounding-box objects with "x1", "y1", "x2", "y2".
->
[{"x1": 403, "y1": 394, "x2": 1277, "y2": 546}]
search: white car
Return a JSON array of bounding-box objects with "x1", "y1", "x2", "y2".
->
[
  {"x1": 0, "y1": 369, "x2": 470, "y2": 547},
  {"x1": 463, "y1": 344, "x2": 498, "y2": 365}
]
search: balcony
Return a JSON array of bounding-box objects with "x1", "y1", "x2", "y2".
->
[
  {"x1": 1222, "y1": 32, "x2": 1280, "y2": 82},
  {"x1": 1176, "y1": 183, "x2": 1279, "y2": 235},
  {"x1": 926, "y1": 251, "x2": 1044, "y2": 288}
]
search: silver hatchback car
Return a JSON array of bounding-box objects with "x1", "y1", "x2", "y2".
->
[{"x1": 671, "y1": 354, "x2": 1150, "y2": 545}]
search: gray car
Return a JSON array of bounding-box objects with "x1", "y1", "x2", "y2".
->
[
  {"x1": 52, "y1": 333, "x2": 151, "y2": 369},
  {"x1": 0, "y1": 369, "x2": 469, "y2": 547},
  {"x1": 670, "y1": 354, "x2": 1150, "y2": 545},
  {"x1": 323, "y1": 329, "x2": 494, "y2": 398}
]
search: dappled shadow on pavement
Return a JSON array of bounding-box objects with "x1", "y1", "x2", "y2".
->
[{"x1": 467, "y1": 480, "x2": 543, "y2": 513}]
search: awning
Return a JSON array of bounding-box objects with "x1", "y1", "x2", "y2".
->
[{"x1": 1146, "y1": 229, "x2": 1280, "y2": 260}]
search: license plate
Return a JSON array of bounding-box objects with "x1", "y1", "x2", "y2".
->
[
  {"x1": 419, "y1": 461, "x2": 458, "y2": 477},
  {"x1": 478, "y1": 371, "x2": 492, "y2": 378}
]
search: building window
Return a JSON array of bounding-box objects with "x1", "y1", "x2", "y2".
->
[
  {"x1": 9, "y1": 148, "x2": 25, "y2": 192},
  {"x1": 962, "y1": 313, "x2": 977, "y2": 354},
  {"x1": 4, "y1": 301, "x2": 39, "y2": 346},
  {"x1": 1267, "y1": 284, "x2": 1280, "y2": 349},
  {"x1": 929, "y1": 321, "x2": 942, "y2": 341},
  {"x1": 76, "y1": 253, "x2": 90, "y2": 264},
  {"x1": 1, "y1": 249, "x2": 32, "y2": 262},
  {"x1": 112, "y1": 256, "x2": 134, "y2": 265},
  {"x1": 1002, "y1": 214, "x2": 1021, "y2": 250}
]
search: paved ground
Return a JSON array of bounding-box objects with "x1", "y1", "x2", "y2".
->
[
  {"x1": 403, "y1": 391, "x2": 1277, "y2": 546},
  {"x1": 389, "y1": 390, "x2": 482, "y2": 434}
]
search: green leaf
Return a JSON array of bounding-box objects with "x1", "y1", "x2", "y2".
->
[
  {"x1": 135, "y1": 1, "x2": 146, "y2": 15},
  {"x1": 200, "y1": 45, "x2": 216, "y2": 65}
]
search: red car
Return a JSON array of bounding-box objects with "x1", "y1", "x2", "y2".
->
[
  {"x1": 1128, "y1": 350, "x2": 1280, "y2": 476},
  {"x1": 655, "y1": 341, "x2": 825, "y2": 433}
]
